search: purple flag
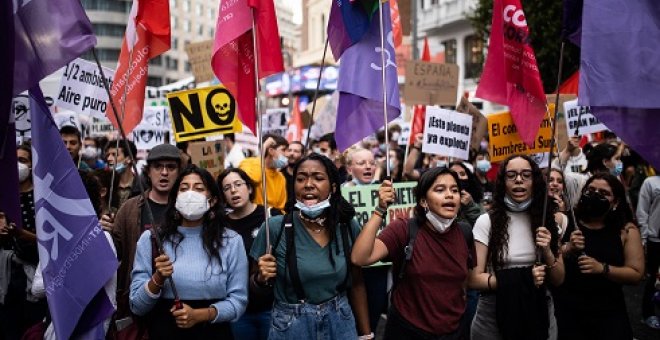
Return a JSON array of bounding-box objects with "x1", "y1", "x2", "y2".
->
[
  {"x1": 336, "y1": 1, "x2": 401, "y2": 151},
  {"x1": 562, "y1": 0, "x2": 583, "y2": 46},
  {"x1": 13, "y1": 0, "x2": 96, "y2": 96},
  {"x1": 0, "y1": 0, "x2": 22, "y2": 229},
  {"x1": 327, "y1": 0, "x2": 375, "y2": 60},
  {"x1": 578, "y1": 0, "x2": 660, "y2": 168},
  {"x1": 30, "y1": 87, "x2": 117, "y2": 340}
]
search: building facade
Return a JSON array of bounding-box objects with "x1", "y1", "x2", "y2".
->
[{"x1": 295, "y1": 0, "x2": 334, "y2": 67}]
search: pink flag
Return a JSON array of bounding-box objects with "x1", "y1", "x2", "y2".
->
[{"x1": 476, "y1": 0, "x2": 546, "y2": 146}]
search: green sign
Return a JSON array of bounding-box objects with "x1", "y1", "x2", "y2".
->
[{"x1": 341, "y1": 182, "x2": 418, "y2": 228}]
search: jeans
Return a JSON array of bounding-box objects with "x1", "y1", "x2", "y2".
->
[
  {"x1": 231, "y1": 310, "x2": 271, "y2": 340},
  {"x1": 268, "y1": 294, "x2": 357, "y2": 340}
]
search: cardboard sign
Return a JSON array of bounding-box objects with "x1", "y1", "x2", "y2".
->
[
  {"x1": 262, "y1": 108, "x2": 290, "y2": 137},
  {"x1": 456, "y1": 96, "x2": 488, "y2": 152},
  {"x1": 55, "y1": 58, "x2": 115, "y2": 119},
  {"x1": 341, "y1": 182, "x2": 417, "y2": 228},
  {"x1": 487, "y1": 108, "x2": 555, "y2": 163},
  {"x1": 563, "y1": 99, "x2": 608, "y2": 136},
  {"x1": 188, "y1": 140, "x2": 225, "y2": 178},
  {"x1": 404, "y1": 61, "x2": 459, "y2": 106},
  {"x1": 166, "y1": 85, "x2": 242, "y2": 142},
  {"x1": 422, "y1": 107, "x2": 472, "y2": 160},
  {"x1": 185, "y1": 40, "x2": 215, "y2": 83}
]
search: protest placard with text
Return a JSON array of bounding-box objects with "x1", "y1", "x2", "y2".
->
[
  {"x1": 261, "y1": 108, "x2": 290, "y2": 137},
  {"x1": 487, "y1": 108, "x2": 555, "y2": 163},
  {"x1": 88, "y1": 117, "x2": 115, "y2": 138},
  {"x1": 563, "y1": 99, "x2": 608, "y2": 136},
  {"x1": 456, "y1": 96, "x2": 488, "y2": 152},
  {"x1": 185, "y1": 40, "x2": 215, "y2": 83},
  {"x1": 422, "y1": 107, "x2": 472, "y2": 160},
  {"x1": 404, "y1": 61, "x2": 459, "y2": 106},
  {"x1": 188, "y1": 140, "x2": 225, "y2": 178},
  {"x1": 341, "y1": 182, "x2": 417, "y2": 228},
  {"x1": 56, "y1": 58, "x2": 114, "y2": 119},
  {"x1": 166, "y1": 85, "x2": 242, "y2": 142}
]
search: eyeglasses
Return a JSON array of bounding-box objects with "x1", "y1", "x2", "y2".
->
[
  {"x1": 505, "y1": 169, "x2": 533, "y2": 182},
  {"x1": 222, "y1": 181, "x2": 247, "y2": 192},
  {"x1": 152, "y1": 163, "x2": 178, "y2": 172}
]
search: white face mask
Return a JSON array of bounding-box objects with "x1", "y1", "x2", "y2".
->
[
  {"x1": 17, "y1": 162, "x2": 30, "y2": 182},
  {"x1": 426, "y1": 210, "x2": 455, "y2": 233},
  {"x1": 504, "y1": 194, "x2": 532, "y2": 212},
  {"x1": 295, "y1": 196, "x2": 331, "y2": 218},
  {"x1": 81, "y1": 146, "x2": 99, "y2": 160},
  {"x1": 175, "y1": 191, "x2": 210, "y2": 221},
  {"x1": 435, "y1": 160, "x2": 448, "y2": 168}
]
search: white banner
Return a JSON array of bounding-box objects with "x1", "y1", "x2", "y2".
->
[
  {"x1": 55, "y1": 58, "x2": 115, "y2": 119},
  {"x1": 422, "y1": 107, "x2": 472, "y2": 160},
  {"x1": 262, "y1": 108, "x2": 290, "y2": 137},
  {"x1": 131, "y1": 128, "x2": 170, "y2": 151},
  {"x1": 563, "y1": 99, "x2": 608, "y2": 136},
  {"x1": 140, "y1": 106, "x2": 171, "y2": 132},
  {"x1": 88, "y1": 117, "x2": 115, "y2": 138}
]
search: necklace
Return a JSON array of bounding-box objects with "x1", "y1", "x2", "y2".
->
[{"x1": 298, "y1": 212, "x2": 326, "y2": 233}]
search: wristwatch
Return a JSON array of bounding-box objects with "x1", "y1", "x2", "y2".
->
[{"x1": 602, "y1": 262, "x2": 610, "y2": 276}]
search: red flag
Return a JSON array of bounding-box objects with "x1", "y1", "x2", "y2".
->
[
  {"x1": 107, "y1": 0, "x2": 170, "y2": 133},
  {"x1": 559, "y1": 70, "x2": 579, "y2": 95},
  {"x1": 286, "y1": 97, "x2": 303, "y2": 142},
  {"x1": 212, "y1": 0, "x2": 284, "y2": 133},
  {"x1": 475, "y1": 0, "x2": 546, "y2": 146},
  {"x1": 409, "y1": 37, "x2": 431, "y2": 144},
  {"x1": 390, "y1": 0, "x2": 402, "y2": 48}
]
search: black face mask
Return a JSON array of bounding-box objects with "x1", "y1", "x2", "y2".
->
[
  {"x1": 577, "y1": 190, "x2": 610, "y2": 220},
  {"x1": 459, "y1": 179, "x2": 470, "y2": 192}
]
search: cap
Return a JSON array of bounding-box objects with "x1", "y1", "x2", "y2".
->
[{"x1": 147, "y1": 144, "x2": 181, "y2": 162}]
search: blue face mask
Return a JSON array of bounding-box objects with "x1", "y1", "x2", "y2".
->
[
  {"x1": 476, "y1": 159, "x2": 491, "y2": 173},
  {"x1": 610, "y1": 161, "x2": 623, "y2": 177},
  {"x1": 113, "y1": 162, "x2": 127, "y2": 173},
  {"x1": 295, "y1": 196, "x2": 331, "y2": 218},
  {"x1": 388, "y1": 159, "x2": 395, "y2": 172},
  {"x1": 273, "y1": 154, "x2": 288, "y2": 169}
]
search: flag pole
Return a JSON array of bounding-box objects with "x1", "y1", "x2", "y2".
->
[
  {"x1": 378, "y1": 0, "x2": 391, "y2": 178},
  {"x1": 251, "y1": 10, "x2": 271, "y2": 252},
  {"x1": 304, "y1": 37, "x2": 329, "y2": 151},
  {"x1": 403, "y1": 105, "x2": 415, "y2": 175},
  {"x1": 91, "y1": 48, "x2": 184, "y2": 309},
  {"x1": 538, "y1": 41, "x2": 566, "y2": 265}
]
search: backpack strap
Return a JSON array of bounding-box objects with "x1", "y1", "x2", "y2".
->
[
  {"x1": 397, "y1": 218, "x2": 420, "y2": 282},
  {"x1": 456, "y1": 221, "x2": 475, "y2": 269},
  {"x1": 337, "y1": 222, "x2": 352, "y2": 292},
  {"x1": 149, "y1": 228, "x2": 160, "y2": 275},
  {"x1": 283, "y1": 213, "x2": 306, "y2": 302}
]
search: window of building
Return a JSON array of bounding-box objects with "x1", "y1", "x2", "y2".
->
[
  {"x1": 92, "y1": 23, "x2": 126, "y2": 38},
  {"x1": 464, "y1": 35, "x2": 484, "y2": 79},
  {"x1": 209, "y1": 27, "x2": 215, "y2": 38},
  {"x1": 171, "y1": 16, "x2": 177, "y2": 30},
  {"x1": 172, "y1": 38, "x2": 178, "y2": 50},
  {"x1": 169, "y1": 0, "x2": 176, "y2": 9},
  {"x1": 80, "y1": 48, "x2": 120, "y2": 62},
  {"x1": 149, "y1": 56, "x2": 163, "y2": 66},
  {"x1": 185, "y1": 62, "x2": 191, "y2": 72},
  {"x1": 81, "y1": 0, "x2": 130, "y2": 13},
  {"x1": 195, "y1": 3, "x2": 203, "y2": 16},
  {"x1": 320, "y1": 14, "x2": 325, "y2": 43},
  {"x1": 197, "y1": 24, "x2": 204, "y2": 35},
  {"x1": 442, "y1": 39, "x2": 457, "y2": 64},
  {"x1": 183, "y1": 0, "x2": 190, "y2": 12},
  {"x1": 184, "y1": 20, "x2": 191, "y2": 33},
  {"x1": 148, "y1": 76, "x2": 163, "y2": 87}
]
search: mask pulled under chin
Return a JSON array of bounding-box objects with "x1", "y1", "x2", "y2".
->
[
  {"x1": 504, "y1": 195, "x2": 532, "y2": 212},
  {"x1": 295, "y1": 196, "x2": 331, "y2": 218},
  {"x1": 426, "y1": 210, "x2": 455, "y2": 233},
  {"x1": 175, "y1": 191, "x2": 210, "y2": 220}
]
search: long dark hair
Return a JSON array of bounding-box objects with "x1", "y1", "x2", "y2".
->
[
  {"x1": 448, "y1": 161, "x2": 483, "y2": 202},
  {"x1": 293, "y1": 153, "x2": 355, "y2": 266},
  {"x1": 216, "y1": 167, "x2": 256, "y2": 205},
  {"x1": 585, "y1": 143, "x2": 617, "y2": 174},
  {"x1": 488, "y1": 155, "x2": 558, "y2": 269},
  {"x1": 575, "y1": 173, "x2": 633, "y2": 230},
  {"x1": 161, "y1": 165, "x2": 227, "y2": 267},
  {"x1": 414, "y1": 167, "x2": 462, "y2": 225}
]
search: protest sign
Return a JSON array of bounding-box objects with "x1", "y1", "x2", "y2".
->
[
  {"x1": 140, "y1": 106, "x2": 171, "y2": 132},
  {"x1": 530, "y1": 152, "x2": 551, "y2": 169},
  {"x1": 185, "y1": 40, "x2": 214, "y2": 83},
  {"x1": 88, "y1": 117, "x2": 115, "y2": 138},
  {"x1": 487, "y1": 108, "x2": 555, "y2": 163},
  {"x1": 422, "y1": 107, "x2": 472, "y2": 160},
  {"x1": 397, "y1": 122, "x2": 411, "y2": 146},
  {"x1": 55, "y1": 58, "x2": 114, "y2": 119},
  {"x1": 404, "y1": 61, "x2": 459, "y2": 106},
  {"x1": 13, "y1": 93, "x2": 56, "y2": 139},
  {"x1": 146, "y1": 77, "x2": 196, "y2": 107},
  {"x1": 188, "y1": 140, "x2": 225, "y2": 178},
  {"x1": 563, "y1": 99, "x2": 608, "y2": 136},
  {"x1": 456, "y1": 96, "x2": 488, "y2": 152},
  {"x1": 166, "y1": 85, "x2": 242, "y2": 142},
  {"x1": 342, "y1": 182, "x2": 417, "y2": 227},
  {"x1": 262, "y1": 108, "x2": 289, "y2": 137},
  {"x1": 131, "y1": 128, "x2": 169, "y2": 151}
]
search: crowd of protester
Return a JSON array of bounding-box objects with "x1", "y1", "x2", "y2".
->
[{"x1": 1, "y1": 125, "x2": 659, "y2": 339}]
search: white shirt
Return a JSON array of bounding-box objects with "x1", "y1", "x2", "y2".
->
[
  {"x1": 225, "y1": 145, "x2": 245, "y2": 169},
  {"x1": 473, "y1": 212, "x2": 538, "y2": 268}
]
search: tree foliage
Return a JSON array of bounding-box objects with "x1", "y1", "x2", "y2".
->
[{"x1": 468, "y1": 0, "x2": 580, "y2": 93}]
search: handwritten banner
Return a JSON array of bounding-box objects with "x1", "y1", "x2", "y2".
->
[
  {"x1": 56, "y1": 58, "x2": 115, "y2": 119},
  {"x1": 404, "y1": 61, "x2": 459, "y2": 106},
  {"x1": 563, "y1": 99, "x2": 608, "y2": 136},
  {"x1": 422, "y1": 107, "x2": 472, "y2": 160},
  {"x1": 487, "y1": 108, "x2": 555, "y2": 163},
  {"x1": 185, "y1": 40, "x2": 215, "y2": 83},
  {"x1": 341, "y1": 182, "x2": 417, "y2": 228},
  {"x1": 188, "y1": 140, "x2": 225, "y2": 178}
]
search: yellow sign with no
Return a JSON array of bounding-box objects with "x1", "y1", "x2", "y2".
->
[
  {"x1": 166, "y1": 85, "x2": 242, "y2": 142},
  {"x1": 487, "y1": 105, "x2": 556, "y2": 163}
]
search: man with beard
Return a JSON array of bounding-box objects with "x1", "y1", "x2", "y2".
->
[
  {"x1": 110, "y1": 144, "x2": 181, "y2": 330},
  {"x1": 282, "y1": 141, "x2": 304, "y2": 213}
]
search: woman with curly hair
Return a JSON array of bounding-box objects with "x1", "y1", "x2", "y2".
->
[
  {"x1": 555, "y1": 173, "x2": 644, "y2": 339},
  {"x1": 130, "y1": 166, "x2": 248, "y2": 338},
  {"x1": 469, "y1": 155, "x2": 564, "y2": 340}
]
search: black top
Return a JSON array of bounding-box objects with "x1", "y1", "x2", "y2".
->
[
  {"x1": 141, "y1": 199, "x2": 168, "y2": 232},
  {"x1": 560, "y1": 223, "x2": 626, "y2": 312},
  {"x1": 225, "y1": 205, "x2": 272, "y2": 313},
  {"x1": 281, "y1": 167, "x2": 296, "y2": 213},
  {"x1": 16, "y1": 190, "x2": 38, "y2": 265}
]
